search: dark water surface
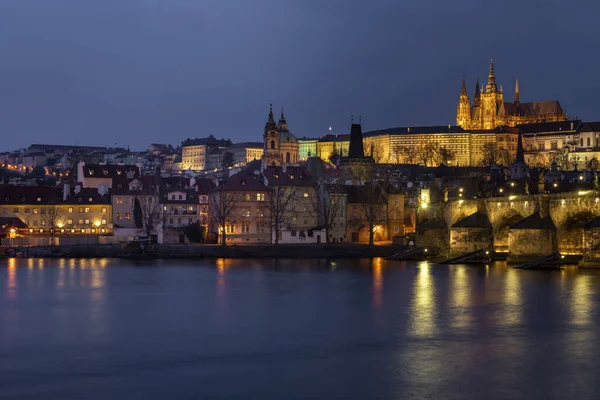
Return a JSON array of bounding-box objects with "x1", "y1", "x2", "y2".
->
[{"x1": 1, "y1": 258, "x2": 600, "y2": 399}]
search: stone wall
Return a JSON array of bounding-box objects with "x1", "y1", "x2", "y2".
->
[
  {"x1": 508, "y1": 229, "x2": 557, "y2": 259},
  {"x1": 450, "y1": 227, "x2": 493, "y2": 255}
]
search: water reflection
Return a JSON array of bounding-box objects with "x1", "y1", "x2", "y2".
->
[
  {"x1": 409, "y1": 262, "x2": 437, "y2": 337},
  {"x1": 501, "y1": 268, "x2": 523, "y2": 326},
  {"x1": 216, "y1": 258, "x2": 229, "y2": 309},
  {"x1": 6, "y1": 258, "x2": 17, "y2": 299},
  {"x1": 571, "y1": 274, "x2": 593, "y2": 326},
  {"x1": 450, "y1": 266, "x2": 471, "y2": 330},
  {"x1": 372, "y1": 258, "x2": 383, "y2": 308}
]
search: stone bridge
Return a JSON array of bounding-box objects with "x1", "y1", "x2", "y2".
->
[{"x1": 421, "y1": 190, "x2": 600, "y2": 256}]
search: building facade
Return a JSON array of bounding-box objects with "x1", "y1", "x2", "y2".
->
[{"x1": 262, "y1": 105, "x2": 300, "y2": 166}]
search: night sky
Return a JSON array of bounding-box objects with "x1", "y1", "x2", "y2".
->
[{"x1": 0, "y1": 0, "x2": 598, "y2": 150}]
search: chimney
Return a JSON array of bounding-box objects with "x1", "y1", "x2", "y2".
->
[
  {"x1": 77, "y1": 161, "x2": 85, "y2": 186},
  {"x1": 282, "y1": 164, "x2": 287, "y2": 174},
  {"x1": 571, "y1": 121, "x2": 574, "y2": 130},
  {"x1": 63, "y1": 184, "x2": 70, "y2": 201},
  {"x1": 75, "y1": 184, "x2": 82, "y2": 194}
]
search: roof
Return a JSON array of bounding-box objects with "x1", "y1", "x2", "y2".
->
[
  {"x1": 451, "y1": 211, "x2": 492, "y2": 229},
  {"x1": 345, "y1": 185, "x2": 388, "y2": 204},
  {"x1": 318, "y1": 133, "x2": 351, "y2": 142},
  {"x1": 278, "y1": 130, "x2": 298, "y2": 144},
  {"x1": 82, "y1": 164, "x2": 140, "y2": 179},
  {"x1": 263, "y1": 166, "x2": 316, "y2": 187},
  {"x1": 216, "y1": 169, "x2": 271, "y2": 192},
  {"x1": 0, "y1": 217, "x2": 28, "y2": 230},
  {"x1": 195, "y1": 178, "x2": 216, "y2": 194},
  {"x1": 28, "y1": 144, "x2": 127, "y2": 153},
  {"x1": 519, "y1": 120, "x2": 581, "y2": 134},
  {"x1": 0, "y1": 185, "x2": 110, "y2": 205},
  {"x1": 499, "y1": 101, "x2": 564, "y2": 118},
  {"x1": 510, "y1": 212, "x2": 556, "y2": 230},
  {"x1": 161, "y1": 189, "x2": 200, "y2": 204},
  {"x1": 364, "y1": 125, "x2": 466, "y2": 136},
  {"x1": 579, "y1": 122, "x2": 600, "y2": 133}
]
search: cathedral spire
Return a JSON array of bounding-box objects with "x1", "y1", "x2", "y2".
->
[
  {"x1": 516, "y1": 131, "x2": 525, "y2": 164},
  {"x1": 473, "y1": 78, "x2": 480, "y2": 107},
  {"x1": 461, "y1": 75, "x2": 467, "y2": 96},
  {"x1": 279, "y1": 106, "x2": 286, "y2": 123},
  {"x1": 486, "y1": 59, "x2": 497, "y2": 93},
  {"x1": 514, "y1": 76, "x2": 520, "y2": 104}
]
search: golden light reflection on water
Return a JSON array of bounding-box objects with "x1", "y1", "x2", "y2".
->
[
  {"x1": 409, "y1": 262, "x2": 437, "y2": 337},
  {"x1": 6, "y1": 258, "x2": 17, "y2": 299},
  {"x1": 501, "y1": 268, "x2": 523, "y2": 326},
  {"x1": 372, "y1": 258, "x2": 383, "y2": 308},
  {"x1": 570, "y1": 275, "x2": 593, "y2": 326},
  {"x1": 450, "y1": 266, "x2": 471, "y2": 329},
  {"x1": 216, "y1": 258, "x2": 229, "y2": 305}
]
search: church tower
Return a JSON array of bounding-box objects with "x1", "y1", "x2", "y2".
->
[
  {"x1": 514, "y1": 76, "x2": 520, "y2": 104},
  {"x1": 480, "y1": 60, "x2": 503, "y2": 129},
  {"x1": 456, "y1": 76, "x2": 472, "y2": 128},
  {"x1": 262, "y1": 104, "x2": 281, "y2": 167}
]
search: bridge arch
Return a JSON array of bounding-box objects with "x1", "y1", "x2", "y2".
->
[
  {"x1": 557, "y1": 211, "x2": 598, "y2": 255},
  {"x1": 494, "y1": 213, "x2": 524, "y2": 252}
]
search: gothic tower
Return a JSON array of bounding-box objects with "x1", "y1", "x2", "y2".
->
[
  {"x1": 480, "y1": 60, "x2": 503, "y2": 129},
  {"x1": 514, "y1": 76, "x2": 520, "y2": 104},
  {"x1": 262, "y1": 104, "x2": 281, "y2": 167},
  {"x1": 456, "y1": 76, "x2": 472, "y2": 127}
]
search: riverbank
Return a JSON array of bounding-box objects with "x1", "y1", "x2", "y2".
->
[{"x1": 1, "y1": 243, "x2": 409, "y2": 259}]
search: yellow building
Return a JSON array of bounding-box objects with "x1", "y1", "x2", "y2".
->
[
  {"x1": 317, "y1": 134, "x2": 350, "y2": 163},
  {"x1": 457, "y1": 61, "x2": 566, "y2": 130},
  {"x1": 0, "y1": 185, "x2": 112, "y2": 243},
  {"x1": 262, "y1": 106, "x2": 300, "y2": 166}
]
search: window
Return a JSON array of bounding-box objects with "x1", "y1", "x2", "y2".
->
[
  {"x1": 78, "y1": 207, "x2": 84, "y2": 213},
  {"x1": 226, "y1": 224, "x2": 235, "y2": 234},
  {"x1": 117, "y1": 197, "x2": 123, "y2": 204},
  {"x1": 258, "y1": 209, "x2": 264, "y2": 217},
  {"x1": 241, "y1": 224, "x2": 250, "y2": 233},
  {"x1": 271, "y1": 140, "x2": 275, "y2": 150},
  {"x1": 117, "y1": 213, "x2": 123, "y2": 220},
  {"x1": 257, "y1": 224, "x2": 265, "y2": 233},
  {"x1": 125, "y1": 213, "x2": 131, "y2": 220},
  {"x1": 67, "y1": 219, "x2": 73, "y2": 225},
  {"x1": 88, "y1": 197, "x2": 93, "y2": 202},
  {"x1": 538, "y1": 143, "x2": 545, "y2": 151},
  {"x1": 588, "y1": 137, "x2": 591, "y2": 147},
  {"x1": 394, "y1": 198, "x2": 399, "y2": 205},
  {"x1": 256, "y1": 193, "x2": 265, "y2": 201},
  {"x1": 244, "y1": 193, "x2": 251, "y2": 201},
  {"x1": 188, "y1": 206, "x2": 194, "y2": 211},
  {"x1": 303, "y1": 192, "x2": 309, "y2": 198},
  {"x1": 101, "y1": 219, "x2": 107, "y2": 225},
  {"x1": 24, "y1": 208, "x2": 30, "y2": 214},
  {"x1": 33, "y1": 220, "x2": 38, "y2": 226},
  {"x1": 551, "y1": 142, "x2": 558, "y2": 150},
  {"x1": 188, "y1": 218, "x2": 193, "y2": 224},
  {"x1": 178, "y1": 195, "x2": 183, "y2": 200},
  {"x1": 84, "y1": 207, "x2": 90, "y2": 213},
  {"x1": 169, "y1": 218, "x2": 173, "y2": 224},
  {"x1": 68, "y1": 207, "x2": 73, "y2": 213},
  {"x1": 242, "y1": 208, "x2": 250, "y2": 217},
  {"x1": 78, "y1": 219, "x2": 84, "y2": 224},
  {"x1": 177, "y1": 218, "x2": 181, "y2": 224},
  {"x1": 291, "y1": 230, "x2": 297, "y2": 237},
  {"x1": 85, "y1": 219, "x2": 90, "y2": 225},
  {"x1": 171, "y1": 194, "x2": 176, "y2": 200},
  {"x1": 33, "y1": 208, "x2": 39, "y2": 214},
  {"x1": 13, "y1": 208, "x2": 18, "y2": 213},
  {"x1": 41, "y1": 220, "x2": 46, "y2": 226},
  {"x1": 101, "y1": 207, "x2": 107, "y2": 213}
]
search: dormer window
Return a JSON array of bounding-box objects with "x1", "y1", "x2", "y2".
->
[
  {"x1": 37, "y1": 197, "x2": 42, "y2": 202},
  {"x1": 89, "y1": 170, "x2": 94, "y2": 175},
  {"x1": 117, "y1": 170, "x2": 122, "y2": 175},
  {"x1": 77, "y1": 197, "x2": 82, "y2": 202},
  {"x1": 89, "y1": 197, "x2": 93, "y2": 202},
  {"x1": 290, "y1": 175, "x2": 294, "y2": 180},
  {"x1": 241, "y1": 180, "x2": 246, "y2": 186},
  {"x1": 103, "y1": 170, "x2": 108, "y2": 175},
  {"x1": 20, "y1": 196, "x2": 26, "y2": 202}
]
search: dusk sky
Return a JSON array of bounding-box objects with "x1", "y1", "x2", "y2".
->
[{"x1": 0, "y1": 0, "x2": 598, "y2": 150}]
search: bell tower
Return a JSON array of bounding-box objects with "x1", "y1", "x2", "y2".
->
[
  {"x1": 262, "y1": 104, "x2": 281, "y2": 167},
  {"x1": 456, "y1": 76, "x2": 471, "y2": 128}
]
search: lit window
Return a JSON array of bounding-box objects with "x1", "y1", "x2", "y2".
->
[
  {"x1": 36, "y1": 197, "x2": 42, "y2": 202},
  {"x1": 67, "y1": 219, "x2": 73, "y2": 225},
  {"x1": 33, "y1": 208, "x2": 39, "y2": 214},
  {"x1": 303, "y1": 192, "x2": 309, "y2": 198},
  {"x1": 125, "y1": 213, "x2": 131, "y2": 220},
  {"x1": 101, "y1": 207, "x2": 107, "y2": 213},
  {"x1": 256, "y1": 193, "x2": 265, "y2": 201},
  {"x1": 84, "y1": 207, "x2": 90, "y2": 213},
  {"x1": 101, "y1": 219, "x2": 107, "y2": 225},
  {"x1": 85, "y1": 219, "x2": 90, "y2": 225},
  {"x1": 88, "y1": 197, "x2": 93, "y2": 202},
  {"x1": 68, "y1": 207, "x2": 73, "y2": 213},
  {"x1": 117, "y1": 213, "x2": 122, "y2": 220},
  {"x1": 78, "y1": 219, "x2": 83, "y2": 224},
  {"x1": 117, "y1": 197, "x2": 123, "y2": 204}
]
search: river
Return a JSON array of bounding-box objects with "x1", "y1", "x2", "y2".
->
[{"x1": 1, "y1": 258, "x2": 599, "y2": 399}]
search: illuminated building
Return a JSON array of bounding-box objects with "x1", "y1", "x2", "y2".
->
[{"x1": 262, "y1": 105, "x2": 299, "y2": 166}]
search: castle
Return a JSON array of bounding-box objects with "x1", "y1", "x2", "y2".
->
[
  {"x1": 456, "y1": 61, "x2": 567, "y2": 130},
  {"x1": 262, "y1": 104, "x2": 299, "y2": 167}
]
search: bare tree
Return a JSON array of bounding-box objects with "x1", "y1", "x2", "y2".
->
[
  {"x1": 399, "y1": 145, "x2": 418, "y2": 164},
  {"x1": 354, "y1": 181, "x2": 389, "y2": 246},
  {"x1": 311, "y1": 182, "x2": 346, "y2": 244},
  {"x1": 364, "y1": 142, "x2": 386, "y2": 164},
  {"x1": 551, "y1": 151, "x2": 571, "y2": 171},
  {"x1": 480, "y1": 142, "x2": 502, "y2": 167},
  {"x1": 209, "y1": 189, "x2": 242, "y2": 246},
  {"x1": 415, "y1": 138, "x2": 439, "y2": 167},
  {"x1": 41, "y1": 202, "x2": 65, "y2": 246},
  {"x1": 137, "y1": 194, "x2": 163, "y2": 240},
  {"x1": 587, "y1": 157, "x2": 599, "y2": 171},
  {"x1": 269, "y1": 185, "x2": 299, "y2": 245},
  {"x1": 437, "y1": 146, "x2": 455, "y2": 165}
]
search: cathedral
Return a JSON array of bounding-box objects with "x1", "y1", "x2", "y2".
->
[
  {"x1": 457, "y1": 61, "x2": 566, "y2": 130},
  {"x1": 262, "y1": 104, "x2": 299, "y2": 167}
]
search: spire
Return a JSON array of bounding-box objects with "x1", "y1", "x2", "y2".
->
[
  {"x1": 267, "y1": 103, "x2": 275, "y2": 124},
  {"x1": 473, "y1": 78, "x2": 481, "y2": 107},
  {"x1": 514, "y1": 76, "x2": 520, "y2": 104},
  {"x1": 516, "y1": 131, "x2": 525, "y2": 164},
  {"x1": 486, "y1": 59, "x2": 497, "y2": 93},
  {"x1": 461, "y1": 75, "x2": 467, "y2": 96},
  {"x1": 279, "y1": 106, "x2": 286, "y2": 124}
]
